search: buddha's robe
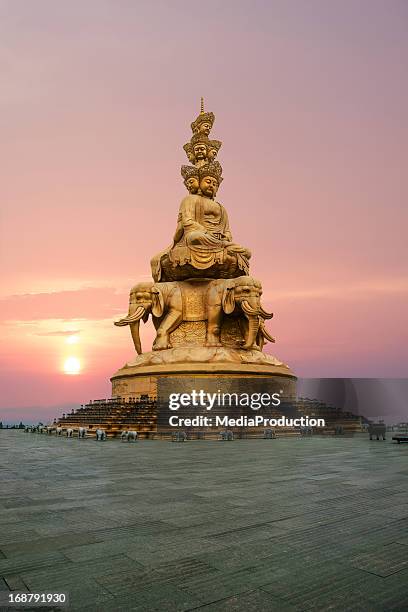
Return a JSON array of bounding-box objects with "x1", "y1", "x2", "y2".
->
[{"x1": 151, "y1": 195, "x2": 250, "y2": 281}]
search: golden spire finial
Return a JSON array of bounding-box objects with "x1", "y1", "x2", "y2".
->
[{"x1": 190, "y1": 99, "x2": 215, "y2": 136}]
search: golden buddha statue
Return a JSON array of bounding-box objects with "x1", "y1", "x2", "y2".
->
[
  {"x1": 113, "y1": 97, "x2": 294, "y2": 387},
  {"x1": 151, "y1": 162, "x2": 251, "y2": 282}
]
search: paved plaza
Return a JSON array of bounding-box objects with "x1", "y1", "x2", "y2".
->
[{"x1": 0, "y1": 430, "x2": 407, "y2": 611}]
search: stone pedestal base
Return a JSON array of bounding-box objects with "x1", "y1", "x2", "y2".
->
[
  {"x1": 111, "y1": 346, "x2": 296, "y2": 400},
  {"x1": 111, "y1": 348, "x2": 296, "y2": 438}
]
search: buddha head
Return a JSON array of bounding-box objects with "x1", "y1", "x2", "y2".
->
[
  {"x1": 208, "y1": 139, "x2": 222, "y2": 162},
  {"x1": 193, "y1": 142, "x2": 208, "y2": 162},
  {"x1": 191, "y1": 133, "x2": 211, "y2": 165},
  {"x1": 198, "y1": 121, "x2": 212, "y2": 136},
  {"x1": 199, "y1": 161, "x2": 223, "y2": 199},
  {"x1": 200, "y1": 175, "x2": 218, "y2": 198},
  {"x1": 181, "y1": 165, "x2": 200, "y2": 194},
  {"x1": 191, "y1": 111, "x2": 215, "y2": 136},
  {"x1": 183, "y1": 142, "x2": 195, "y2": 164}
]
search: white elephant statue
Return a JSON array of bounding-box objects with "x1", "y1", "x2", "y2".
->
[
  {"x1": 78, "y1": 427, "x2": 87, "y2": 439},
  {"x1": 95, "y1": 429, "x2": 106, "y2": 441},
  {"x1": 172, "y1": 431, "x2": 187, "y2": 442},
  {"x1": 121, "y1": 430, "x2": 138, "y2": 442},
  {"x1": 263, "y1": 428, "x2": 276, "y2": 439},
  {"x1": 219, "y1": 430, "x2": 234, "y2": 441},
  {"x1": 56, "y1": 427, "x2": 63, "y2": 436},
  {"x1": 66, "y1": 428, "x2": 73, "y2": 438}
]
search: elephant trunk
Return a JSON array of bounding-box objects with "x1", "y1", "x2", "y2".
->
[
  {"x1": 130, "y1": 319, "x2": 142, "y2": 354},
  {"x1": 115, "y1": 304, "x2": 148, "y2": 354},
  {"x1": 243, "y1": 314, "x2": 260, "y2": 350}
]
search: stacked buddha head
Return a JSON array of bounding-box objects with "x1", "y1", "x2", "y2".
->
[
  {"x1": 150, "y1": 98, "x2": 251, "y2": 283},
  {"x1": 182, "y1": 101, "x2": 222, "y2": 175}
]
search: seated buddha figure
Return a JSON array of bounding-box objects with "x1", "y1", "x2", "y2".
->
[{"x1": 151, "y1": 163, "x2": 251, "y2": 282}]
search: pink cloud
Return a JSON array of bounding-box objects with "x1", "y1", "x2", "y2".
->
[
  {"x1": 0, "y1": 287, "x2": 127, "y2": 322},
  {"x1": 34, "y1": 329, "x2": 82, "y2": 336}
]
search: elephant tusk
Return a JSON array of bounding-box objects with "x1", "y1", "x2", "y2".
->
[
  {"x1": 259, "y1": 305, "x2": 273, "y2": 319},
  {"x1": 241, "y1": 300, "x2": 259, "y2": 316},
  {"x1": 260, "y1": 320, "x2": 275, "y2": 343},
  {"x1": 114, "y1": 306, "x2": 146, "y2": 326}
]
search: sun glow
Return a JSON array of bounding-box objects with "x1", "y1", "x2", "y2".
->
[
  {"x1": 66, "y1": 335, "x2": 79, "y2": 344},
  {"x1": 63, "y1": 356, "x2": 81, "y2": 375}
]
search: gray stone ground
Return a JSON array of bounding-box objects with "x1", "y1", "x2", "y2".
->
[{"x1": 0, "y1": 430, "x2": 407, "y2": 612}]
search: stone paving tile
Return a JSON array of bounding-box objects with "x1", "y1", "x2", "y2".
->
[
  {"x1": 88, "y1": 582, "x2": 202, "y2": 612},
  {"x1": 96, "y1": 557, "x2": 217, "y2": 597},
  {"x1": 396, "y1": 534, "x2": 408, "y2": 545},
  {"x1": 63, "y1": 537, "x2": 151, "y2": 563},
  {"x1": 20, "y1": 555, "x2": 143, "y2": 591},
  {"x1": 349, "y1": 542, "x2": 408, "y2": 577},
  {"x1": 0, "y1": 577, "x2": 9, "y2": 591},
  {"x1": 196, "y1": 541, "x2": 293, "y2": 572},
  {"x1": 372, "y1": 503, "x2": 408, "y2": 520},
  {"x1": 364, "y1": 568, "x2": 408, "y2": 611},
  {"x1": 2, "y1": 574, "x2": 30, "y2": 591},
  {"x1": 125, "y1": 535, "x2": 228, "y2": 565},
  {"x1": 269, "y1": 523, "x2": 406, "y2": 563},
  {"x1": 1, "y1": 431, "x2": 407, "y2": 611},
  {"x1": 0, "y1": 528, "x2": 42, "y2": 546},
  {"x1": 0, "y1": 533, "x2": 100, "y2": 559},
  {"x1": 260, "y1": 559, "x2": 381, "y2": 609},
  {"x1": 177, "y1": 566, "x2": 268, "y2": 604},
  {"x1": 0, "y1": 552, "x2": 69, "y2": 576},
  {"x1": 194, "y1": 588, "x2": 297, "y2": 611},
  {"x1": 158, "y1": 509, "x2": 237, "y2": 529},
  {"x1": 267, "y1": 509, "x2": 362, "y2": 532},
  {"x1": 54, "y1": 578, "x2": 115, "y2": 611},
  {"x1": 205, "y1": 524, "x2": 283, "y2": 546},
  {"x1": 86, "y1": 521, "x2": 177, "y2": 539}
]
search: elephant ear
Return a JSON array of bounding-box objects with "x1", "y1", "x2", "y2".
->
[
  {"x1": 151, "y1": 287, "x2": 165, "y2": 317},
  {"x1": 222, "y1": 284, "x2": 235, "y2": 315}
]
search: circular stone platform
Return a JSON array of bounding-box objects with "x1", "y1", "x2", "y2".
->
[{"x1": 111, "y1": 347, "x2": 296, "y2": 400}]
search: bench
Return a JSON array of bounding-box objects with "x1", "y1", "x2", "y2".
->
[{"x1": 392, "y1": 434, "x2": 408, "y2": 444}]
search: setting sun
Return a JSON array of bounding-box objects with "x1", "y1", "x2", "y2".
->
[
  {"x1": 66, "y1": 335, "x2": 79, "y2": 345},
  {"x1": 63, "y1": 357, "x2": 81, "y2": 375}
]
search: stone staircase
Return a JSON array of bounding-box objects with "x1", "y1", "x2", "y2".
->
[
  {"x1": 56, "y1": 396, "x2": 363, "y2": 440},
  {"x1": 57, "y1": 397, "x2": 157, "y2": 438}
]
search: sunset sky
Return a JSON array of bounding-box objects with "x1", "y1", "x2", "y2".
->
[{"x1": 1, "y1": 0, "x2": 407, "y2": 422}]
